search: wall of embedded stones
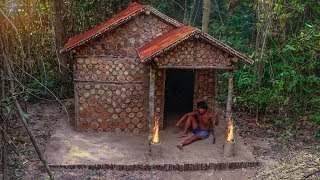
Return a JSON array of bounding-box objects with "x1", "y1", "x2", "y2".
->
[
  {"x1": 153, "y1": 69, "x2": 166, "y2": 129},
  {"x1": 194, "y1": 70, "x2": 215, "y2": 112},
  {"x1": 154, "y1": 37, "x2": 233, "y2": 68},
  {"x1": 73, "y1": 13, "x2": 175, "y2": 132}
]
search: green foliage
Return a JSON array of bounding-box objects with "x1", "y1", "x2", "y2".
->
[
  {"x1": 17, "y1": 134, "x2": 26, "y2": 143},
  {"x1": 27, "y1": 66, "x2": 73, "y2": 102},
  {"x1": 72, "y1": 0, "x2": 157, "y2": 33},
  {"x1": 210, "y1": 0, "x2": 320, "y2": 142},
  {"x1": 316, "y1": 145, "x2": 320, "y2": 155}
]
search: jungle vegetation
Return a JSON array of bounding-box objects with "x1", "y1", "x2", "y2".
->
[{"x1": 0, "y1": 0, "x2": 319, "y2": 178}]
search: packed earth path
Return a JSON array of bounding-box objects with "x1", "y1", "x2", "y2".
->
[{"x1": 5, "y1": 99, "x2": 320, "y2": 179}]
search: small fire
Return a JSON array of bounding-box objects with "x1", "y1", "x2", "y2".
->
[
  {"x1": 226, "y1": 115, "x2": 234, "y2": 142},
  {"x1": 152, "y1": 116, "x2": 160, "y2": 144}
]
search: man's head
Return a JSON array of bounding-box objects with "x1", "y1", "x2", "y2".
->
[{"x1": 197, "y1": 101, "x2": 208, "y2": 115}]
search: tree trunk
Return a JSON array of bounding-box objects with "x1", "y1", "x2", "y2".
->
[
  {"x1": 226, "y1": 0, "x2": 239, "y2": 20},
  {"x1": 202, "y1": 0, "x2": 211, "y2": 33},
  {"x1": 50, "y1": 0, "x2": 69, "y2": 79},
  {"x1": 254, "y1": 0, "x2": 273, "y2": 88}
]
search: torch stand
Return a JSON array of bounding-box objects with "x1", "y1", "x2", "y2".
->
[
  {"x1": 150, "y1": 142, "x2": 162, "y2": 154},
  {"x1": 149, "y1": 141, "x2": 163, "y2": 159},
  {"x1": 223, "y1": 140, "x2": 235, "y2": 158}
]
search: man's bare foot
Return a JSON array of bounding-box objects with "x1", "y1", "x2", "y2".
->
[
  {"x1": 177, "y1": 133, "x2": 188, "y2": 138},
  {"x1": 177, "y1": 144, "x2": 183, "y2": 150}
]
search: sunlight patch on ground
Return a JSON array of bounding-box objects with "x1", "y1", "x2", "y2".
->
[{"x1": 63, "y1": 146, "x2": 97, "y2": 163}]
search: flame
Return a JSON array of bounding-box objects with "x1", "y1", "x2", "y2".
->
[
  {"x1": 226, "y1": 115, "x2": 234, "y2": 142},
  {"x1": 152, "y1": 116, "x2": 160, "y2": 144}
]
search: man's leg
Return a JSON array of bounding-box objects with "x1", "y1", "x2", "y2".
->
[
  {"x1": 177, "y1": 134, "x2": 202, "y2": 150},
  {"x1": 179, "y1": 116, "x2": 198, "y2": 137}
]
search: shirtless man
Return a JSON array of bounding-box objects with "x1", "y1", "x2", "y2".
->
[{"x1": 176, "y1": 101, "x2": 215, "y2": 150}]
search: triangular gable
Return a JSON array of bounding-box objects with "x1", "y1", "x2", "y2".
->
[
  {"x1": 61, "y1": 2, "x2": 182, "y2": 52},
  {"x1": 137, "y1": 26, "x2": 253, "y2": 64},
  {"x1": 137, "y1": 26, "x2": 197, "y2": 61}
]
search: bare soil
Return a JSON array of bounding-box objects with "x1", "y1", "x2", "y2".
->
[{"x1": 1, "y1": 100, "x2": 319, "y2": 179}]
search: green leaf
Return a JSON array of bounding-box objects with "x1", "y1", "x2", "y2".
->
[
  {"x1": 284, "y1": 44, "x2": 296, "y2": 51},
  {"x1": 21, "y1": 110, "x2": 30, "y2": 120}
]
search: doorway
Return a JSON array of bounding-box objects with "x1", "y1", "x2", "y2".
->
[{"x1": 164, "y1": 69, "x2": 195, "y2": 128}]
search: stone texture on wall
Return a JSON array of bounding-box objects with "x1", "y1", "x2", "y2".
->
[
  {"x1": 194, "y1": 70, "x2": 215, "y2": 112},
  {"x1": 73, "y1": 13, "x2": 175, "y2": 132},
  {"x1": 154, "y1": 37, "x2": 233, "y2": 67},
  {"x1": 75, "y1": 57, "x2": 146, "y2": 82},
  {"x1": 153, "y1": 69, "x2": 166, "y2": 129},
  {"x1": 74, "y1": 13, "x2": 175, "y2": 58},
  {"x1": 74, "y1": 57, "x2": 149, "y2": 132}
]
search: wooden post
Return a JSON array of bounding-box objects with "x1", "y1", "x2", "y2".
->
[
  {"x1": 74, "y1": 62, "x2": 79, "y2": 131},
  {"x1": 226, "y1": 70, "x2": 234, "y2": 122},
  {"x1": 148, "y1": 67, "x2": 156, "y2": 140},
  {"x1": 212, "y1": 70, "x2": 216, "y2": 144}
]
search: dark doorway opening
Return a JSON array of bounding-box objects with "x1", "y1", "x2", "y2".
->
[{"x1": 164, "y1": 69, "x2": 195, "y2": 128}]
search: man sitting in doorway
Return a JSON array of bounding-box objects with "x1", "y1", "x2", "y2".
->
[{"x1": 176, "y1": 101, "x2": 218, "y2": 150}]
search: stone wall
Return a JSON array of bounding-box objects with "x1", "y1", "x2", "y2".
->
[
  {"x1": 154, "y1": 37, "x2": 233, "y2": 68},
  {"x1": 73, "y1": 13, "x2": 175, "y2": 132},
  {"x1": 153, "y1": 69, "x2": 166, "y2": 129},
  {"x1": 194, "y1": 70, "x2": 215, "y2": 112}
]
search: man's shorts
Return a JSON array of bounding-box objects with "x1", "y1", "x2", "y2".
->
[{"x1": 192, "y1": 127, "x2": 210, "y2": 140}]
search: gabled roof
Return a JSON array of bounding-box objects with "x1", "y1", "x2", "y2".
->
[
  {"x1": 137, "y1": 26, "x2": 197, "y2": 61},
  {"x1": 61, "y1": 2, "x2": 182, "y2": 52},
  {"x1": 137, "y1": 26, "x2": 253, "y2": 64}
]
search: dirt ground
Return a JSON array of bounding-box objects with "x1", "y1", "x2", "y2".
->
[
  {"x1": 43, "y1": 112, "x2": 256, "y2": 167},
  {"x1": 2, "y1": 100, "x2": 320, "y2": 179}
]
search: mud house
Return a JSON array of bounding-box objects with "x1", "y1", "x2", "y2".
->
[{"x1": 61, "y1": 2, "x2": 252, "y2": 133}]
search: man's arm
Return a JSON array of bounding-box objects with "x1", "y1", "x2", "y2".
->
[{"x1": 176, "y1": 111, "x2": 197, "y2": 127}]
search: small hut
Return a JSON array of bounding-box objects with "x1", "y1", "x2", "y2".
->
[{"x1": 61, "y1": 2, "x2": 252, "y2": 133}]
